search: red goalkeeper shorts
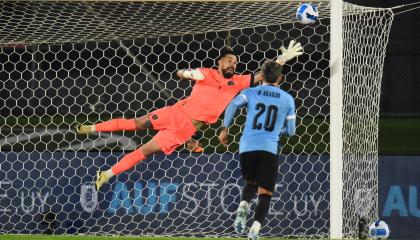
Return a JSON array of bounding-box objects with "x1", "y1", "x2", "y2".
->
[{"x1": 148, "y1": 104, "x2": 197, "y2": 155}]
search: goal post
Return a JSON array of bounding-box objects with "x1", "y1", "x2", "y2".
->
[
  {"x1": 0, "y1": 0, "x2": 394, "y2": 238},
  {"x1": 330, "y1": 0, "x2": 343, "y2": 239}
]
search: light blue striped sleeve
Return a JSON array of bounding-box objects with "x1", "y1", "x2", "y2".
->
[
  {"x1": 222, "y1": 92, "x2": 248, "y2": 128},
  {"x1": 280, "y1": 95, "x2": 296, "y2": 136}
]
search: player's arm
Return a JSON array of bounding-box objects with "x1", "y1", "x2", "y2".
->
[
  {"x1": 253, "y1": 40, "x2": 303, "y2": 85},
  {"x1": 280, "y1": 114, "x2": 296, "y2": 137},
  {"x1": 177, "y1": 68, "x2": 204, "y2": 81},
  {"x1": 218, "y1": 93, "x2": 248, "y2": 146},
  {"x1": 276, "y1": 40, "x2": 303, "y2": 65},
  {"x1": 280, "y1": 97, "x2": 296, "y2": 137}
]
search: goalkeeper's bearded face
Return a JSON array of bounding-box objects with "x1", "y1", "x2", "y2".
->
[{"x1": 218, "y1": 54, "x2": 237, "y2": 79}]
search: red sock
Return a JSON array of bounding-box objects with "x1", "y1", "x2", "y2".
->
[
  {"x1": 95, "y1": 118, "x2": 137, "y2": 132},
  {"x1": 111, "y1": 149, "x2": 146, "y2": 175}
]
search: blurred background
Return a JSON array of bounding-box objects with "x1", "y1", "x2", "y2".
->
[{"x1": 347, "y1": 0, "x2": 420, "y2": 154}]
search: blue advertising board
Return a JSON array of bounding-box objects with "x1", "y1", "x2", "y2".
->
[
  {"x1": 378, "y1": 156, "x2": 420, "y2": 239},
  {"x1": 1, "y1": 152, "x2": 418, "y2": 238},
  {"x1": 0, "y1": 152, "x2": 330, "y2": 236}
]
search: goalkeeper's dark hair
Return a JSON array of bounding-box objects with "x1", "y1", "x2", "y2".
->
[
  {"x1": 216, "y1": 46, "x2": 238, "y2": 65},
  {"x1": 261, "y1": 59, "x2": 283, "y2": 83}
]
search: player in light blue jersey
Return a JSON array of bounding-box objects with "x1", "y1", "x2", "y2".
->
[{"x1": 219, "y1": 60, "x2": 296, "y2": 240}]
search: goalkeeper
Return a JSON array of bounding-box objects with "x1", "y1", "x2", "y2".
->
[
  {"x1": 76, "y1": 41, "x2": 302, "y2": 191},
  {"x1": 218, "y1": 59, "x2": 296, "y2": 240}
]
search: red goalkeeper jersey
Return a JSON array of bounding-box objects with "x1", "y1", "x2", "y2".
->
[{"x1": 175, "y1": 67, "x2": 252, "y2": 124}]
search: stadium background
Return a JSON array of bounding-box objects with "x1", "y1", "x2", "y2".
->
[
  {"x1": 0, "y1": 0, "x2": 419, "y2": 239},
  {"x1": 348, "y1": 1, "x2": 420, "y2": 238}
]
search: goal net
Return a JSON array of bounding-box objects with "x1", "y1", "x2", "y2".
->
[{"x1": 0, "y1": 0, "x2": 393, "y2": 238}]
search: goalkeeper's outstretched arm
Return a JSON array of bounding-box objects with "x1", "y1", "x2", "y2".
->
[
  {"x1": 177, "y1": 40, "x2": 301, "y2": 83},
  {"x1": 177, "y1": 69, "x2": 204, "y2": 81},
  {"x1": 276, "y1": 40, "x2": 303, "y2": 65},
  {"x1": 253, "y1": 40, "x2": 303, "y2": 84}
]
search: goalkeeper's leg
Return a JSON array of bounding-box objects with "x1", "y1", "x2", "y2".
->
[
  {"x1": 95, "y1": 138, "x2": 161, "y2": 191},
  {"x1": 95, "y1": 116, "x2": 196, "y2": 191},
  {"x1": 76, "y1": 115, "x2": 152, "y2": 134},
  {"x1": 94, "y1": 105, "x2": 197, "y2": 191}
]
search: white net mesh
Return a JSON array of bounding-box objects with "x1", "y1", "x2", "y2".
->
[
  {"x1": 342, "y1": 3, "x2": 394, "y2": 238},
  {"x1": 1, "y1": 1, "x2": 317, "y2": 45},
  {"x1": 0, "y1": 0, "x2": 393, "y2": 238}
]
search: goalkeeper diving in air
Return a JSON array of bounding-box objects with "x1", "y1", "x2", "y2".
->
[
  {"x1": 218, "y1": 59, "x2": 296, "y2": 240},
  {"x1": 75, "y1": 41, "x2": 302, "y2": 191}
]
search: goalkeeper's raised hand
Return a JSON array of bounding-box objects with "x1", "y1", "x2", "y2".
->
[
  {"x1": 276, "y1": 40, "x2": 303, "y2": 65},
  {"x1": 179, "y1": 68, "x2": 204, "y2": 81}
]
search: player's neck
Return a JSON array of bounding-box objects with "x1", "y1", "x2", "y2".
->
[{"x1": 262, "y1": 82, "x2": 277, "y2": 87}]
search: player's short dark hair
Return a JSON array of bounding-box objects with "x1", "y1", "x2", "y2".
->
[
  {"x1": 216, "y1": 46, "x2": 238, "y2": 65},
  {"x1": 261, "y1": 59, "x2": 283, "y2": 83}
]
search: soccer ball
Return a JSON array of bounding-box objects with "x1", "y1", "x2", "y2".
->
[
  {"x1": 296, "y1": 3, "x2": 318, "y2": 24},
  {"x1": 368, "y1": 220, "x2": 390, "y2": 239}
]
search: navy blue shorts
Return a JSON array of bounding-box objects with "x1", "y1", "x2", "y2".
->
[{"x1": 239, "y1": 151, "x2": 279, "y2": 192}]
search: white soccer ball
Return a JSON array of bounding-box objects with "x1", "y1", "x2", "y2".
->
[
  {"x1": 368, "y1": 220, "x2": 390, "y2": 239},
  {"x1": 296, "y1": 3, "x2": 318, "y2": 24}
]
